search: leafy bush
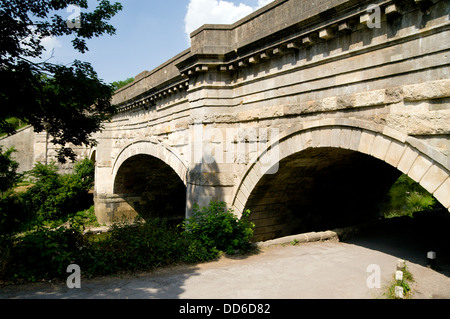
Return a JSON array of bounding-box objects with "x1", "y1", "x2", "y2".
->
[
  {"x1": 70, "y1": 206, "x2": 100, "y2": 231},
  {"x1": 1, "y1": 199, "x2": 255, "y2": 282},
  {"x1": 0, "y1": 190, "x2": 29, "y2": 236},
  {"x1": 381, "y1": 174, "x2": 440, "y2": 218},
  {"x1": 183, "y1": 201, "x2": 255, "y2": 255},
  {"x1": 22, "y1": 159, "x2": 94, "y2": 223},
  {"x1": 0, "y1": 148, "x2": 30, "y2": 236},
  {"x1": 103, "y1": 219, "x2": 187, "y2": 271},
  {"x1": 4, "y1": 217, "x2": 218, "y2": 281},
  {"x1": 0, "y1": 147, "x2": 22, "y2": 193},
  {"x1": 7, "y1": 227, "x2": 85, "y2": 282}
]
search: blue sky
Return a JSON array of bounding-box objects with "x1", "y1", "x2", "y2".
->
[{"x1": 41, "y1": 0, "x2": 273, "y2": 84}]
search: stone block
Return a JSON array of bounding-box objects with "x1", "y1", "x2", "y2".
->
[
  {"x1": 319, "y1": 28, "x2": 335, "y2": 40},
  {"x1": 321, "y1": 97, "x2": 338, "y2": 111},
  {"x1": 300, "y1": 130, "x2": 313, "y2": 150},
  {"x1": 239, "y1": 180, "x2": 251, "y2": 198},
  {"x1": 395, "y1": 286, "x2": 404, "y2": 299},
  {"x1": 339, "y1": 128, "x2": 353, "y2": 150},
  {"x1": 189, "y1": 171, "x2": 235, "y2": 186},
  {"x1": 420, "y1": 164, "x2": 449, "y2": 194},
  {"x1": 358, "y1": 131, "x2": 377, "y2": 155},
  {"x1": 302, "y1": 36, "x2": 314, "y2": 46},
  {"x1": 432, "y1": 177, "x2": 450, "y2": 209},
  {"x1": 348, "y1": 129, "x2": 363, "y2": 151},
  {"x1": 281, "y1": 134, "x2": 303, "y2": 159},
  {"x1": 338, "y1": 21, "x2": 355, "y2": 33},
  {"x1": 337, "y1": 95, "x2": 354, "y2": 109},
  {"x1": 287, "y1": 41, "x2": 301, "y2": 50},
  {"x1": 371, "y1": 135, "x2": 392, "y2": 161},
  {"x1": 330, "y1": 128, "x2": 342, "y2": 148},
  {"x1": 384, "y1": 87, "x2": 404, "y2": 104},
  {"x1": 397, "y1": 147, "x2": 420, "y2": 174},
  {"x1": 384, "y1": 141, "x2": 406, "y2": 168},
  {"x1": 403, "y1": 80, "x2": 450, "y2": 102},
  {"x1": 397, "y1": 259, "x2": 406, "y2": 271},
  {"x1": 359, "y1": 13, "x2": 372, "y2": 26},
  {"x1": 383, "y1": 126, "x2": 407, "y2": 144},
  {"x1": 317, "y1": 128, "x2": 332, "y2": 147},
  {"x1": 236, "y1": 190, "x2": 248, "y2": 210},
  {"x1": 408, "y1": 155, "x2": 433, "y2": 183},
  {"x1": 385, "y1": 4, "x2": 401, "y2": 17},
  {"x1": 249, "y1": 56, "x2": 260, "y2": 64},
  {"x1": 353, "y1": 90, "x2": 385, "y2": 108}
]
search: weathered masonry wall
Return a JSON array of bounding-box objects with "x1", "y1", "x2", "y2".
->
[
  {"x1": 0, "y1": 126, "x2": 90, "y2": 174},
  {"x1": 2, "y1": 0, "x2": 449, "y2": 242},
  {"x1": 94, "y1": 0, "x2": 450, "y2": 240}
]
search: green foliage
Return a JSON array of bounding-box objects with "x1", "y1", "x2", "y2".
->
[
  {"x1": 0, "y1": 147, "x2": 22, "y2": 193},
  {"x1": 385, "y1": 264, "x2": 414, "y2": 299},
  {"x1": 7, "y1": 226, "x2": 85, "y2": 282},
  {"x1": 0, "y1": 148, "x2": 29, "y2": 236},
  {"x1": 86, "y1": 219, "x2": 190, "y2": 274},
  {"x1": 381, "y1": 174, "x2": 438, "y2": 218},
  {"x1": 73, "y1": 158, "x2": 95, "y2": 189},
  {"x1": 70, "y1": 206, "x2": 100, "y2": 231},
  {"x1": 0, "y1": 190, "x2": 30, "y2": 237},
  {"x1": 183, "y1": 201, "x2": 255, "y2": 256},
  {"x1": 111, "y1": 77, "x2": 134, "y2": 91},
  {"x1": 21, "y1": 159, "x2": 94, "y2": 223},
  {"x1": 2, "y1": 217, "x2": 223, "y2": 281},
  {"x1": 0, "y1": 0, "x2": 123, "y2": 162},
  {"x1": 0, "y1": 118, "x2": 27, "y2": 137},
  {"x1": 1, "y1": 197, "x2": 255, "y2": 283}
]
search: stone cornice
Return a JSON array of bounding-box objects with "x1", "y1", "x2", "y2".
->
[{"x1": 115, "y1": 0, "x2": 439, "y2": 113}]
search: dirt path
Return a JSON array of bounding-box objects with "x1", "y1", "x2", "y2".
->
[{"x1": 0, "y1": 239, "x2": 448, "y2": 299}]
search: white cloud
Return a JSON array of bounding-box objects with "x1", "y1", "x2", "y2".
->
[
  {"x1": 41, "y1": 36, "x2": 62, "y2": 56},
  {"x1": 257, "y1": 0, "x2": 273, "y2": 7},
  {"x1": 19, "y1": 26, "x2": 63, "y2": 62},
  {"x1": 184, "y1": 0, "x2": 274, "y2": 41}
]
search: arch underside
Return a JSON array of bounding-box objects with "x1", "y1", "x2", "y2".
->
[
  {"x1": 233, "y1": 123, "x2": 450, "y2": 242},
  {"x1": 246, "y1": 147, "x2": 401, "y2": 241},
  {"x1": 113, "y1": 154, "x2": 186, "y2": 223},
  {"x1": 110, "y1": 141, "x2": 188, "y2": 224}
]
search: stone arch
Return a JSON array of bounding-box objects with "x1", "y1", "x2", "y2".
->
[
  {"x1": 110, "y1": 140, "x2": 189, "y2": 223},
  {"x1": 232, "y1": 119, "x2": 449, "y2": 241},
  {"x1": 112, "y1": 139, "x2": 188, "y2": 185}
]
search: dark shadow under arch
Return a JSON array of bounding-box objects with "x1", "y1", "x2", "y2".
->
[
  {"x1": 113, "y1": 154, "x2": 186, "y2": 224},
  {"x1": 245, "y1": 147, "x2": 403, "y2": 242}
]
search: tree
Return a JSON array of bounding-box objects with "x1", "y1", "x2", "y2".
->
[
  {"x1": 112, "y1": 77, "x2": 134, "y2": 91},
  {"x1": 0, "y1": 0, "x2": 123, "y2": 162},
  {"x1": 0, "y1": 147, "x2": 21, "y2": 194}
]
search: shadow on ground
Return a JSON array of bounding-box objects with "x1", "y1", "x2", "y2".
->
[{"x1": 340, "y1": 210, "x2": 450, "y2": 277}]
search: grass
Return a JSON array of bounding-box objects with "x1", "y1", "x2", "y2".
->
[
  {"x1": 381, "y1": 175, "x2": 441, "y2": 219},
  {"x1": 384, "y1": 263, "x2": 415, "y2": 299}
]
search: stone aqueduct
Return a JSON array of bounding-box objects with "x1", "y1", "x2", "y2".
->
[{"x1": 2, "y1": 0, "x2": 449, "y2": 241}]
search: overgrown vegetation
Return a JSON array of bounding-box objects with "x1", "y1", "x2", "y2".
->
[
  {"x1": 182, "y1": 201, "x2": 255, "y2": 256},
  {"x1": 111, "y1": 77, "x2": 134, "y2": 91},
  {"x1": 0, "y1": 147, "x2": 256, "y2": 283},
  {"x1": 384, "y1": 263, "x2": 414, "y2": 299},
  {"x1": 22, "y1": 159, "x2": 94, "y2": 224},
  {"x1": 1, "y1": 200, "x2": 255, "y2": 282},
  {"x1": 0, "y1": 118, "x2": 28, "y2": 138},
  {"x1": 381, "y1": 174, "x2": 441, "y2": 219}
]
